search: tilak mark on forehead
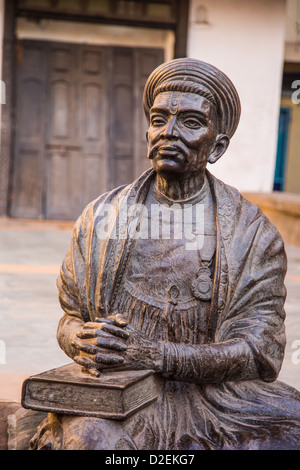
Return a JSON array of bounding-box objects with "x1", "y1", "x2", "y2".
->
[{"x1": 170, "y1": 93, "x2": 180, "y2": 115}]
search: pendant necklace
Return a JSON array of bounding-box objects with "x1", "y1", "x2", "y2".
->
[{"x1": 191, "y1": 249, "x2": 213, "y2": 301}]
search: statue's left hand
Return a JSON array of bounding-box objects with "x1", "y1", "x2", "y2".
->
[{"x1": 117, "y1": 323, "x2": 163, "y2": 372}]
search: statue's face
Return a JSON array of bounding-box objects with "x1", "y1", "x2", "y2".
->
[{"x1": 147, "y1": 91, "x2": 219, "y2": 178}]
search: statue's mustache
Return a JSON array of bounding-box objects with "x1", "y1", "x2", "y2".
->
[{"x1": 147, "y1": 141, "x2": 189, "y2": 160}]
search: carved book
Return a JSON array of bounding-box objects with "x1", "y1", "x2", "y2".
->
[{"x1": 21, "y1": 363, "x2": 162, "y2": 420}]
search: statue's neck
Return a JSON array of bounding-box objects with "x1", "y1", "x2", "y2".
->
[{"x1": 155, "y1": 171, "x2": 206, "y2": 201}]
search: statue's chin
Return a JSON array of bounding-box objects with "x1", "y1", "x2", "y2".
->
[{"x1": 151, "y1": 157, "x2": 186, "y2": 177}]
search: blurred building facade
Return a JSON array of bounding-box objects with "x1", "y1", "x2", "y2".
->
[
  {"x1": 0, "y1": 0, "x2": 299, "y2": 222},
  {"x1": 279, "y1": 0, "x2": 300, "y2": 194}
]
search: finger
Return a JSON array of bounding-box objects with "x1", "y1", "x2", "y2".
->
[
  {"x1": 96, "y1": 336, "x2": 127, "y2": 352},
  {"x1": 95, "y1": 317, "x2": 116, "y2": 325},
  {"x1": 73, "y1": 335, "x2": 127, "y2": 353},
  {"x1": 74, "y1": 355, "x2": 95, "y2": 368},
  {"x1": 71, "y1": 339, "x2": 98, "y2": 355},
  {"x1": 102, "y1": 323, "x2": 129, "y2": 339},
  {"x1": 78, "y1": 324, "x2": 129, "y2": 340},
  {"x1": 82, "y1": 322, "x2": 108, "y2": 330},
  {"x1": 81, "y1": 367, "x2": 100, "y2": 378},
  {"x1": 107, "y1": 314, "x2": 128, "y2": 327},
  {"x1": 95, "y1": 353, "x2": 124, "y2": 365},
  {"x1": 75, "y1": 323, "x2": 105, "y2": 338},
  {"x1": 76, "y1": 328, "x2": 108, "y2": 339}
]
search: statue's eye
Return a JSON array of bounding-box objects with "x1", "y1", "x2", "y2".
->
[
  {"x1": 183, "y1": 118, "x2": 202, "y2": 129},
  {"x1": 151, "y1": 116, "x2": 166, "y2": 127}
]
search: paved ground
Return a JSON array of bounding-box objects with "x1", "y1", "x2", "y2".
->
[{"x1": 0, "y1": 216, "x2": 299, "y2": 403}]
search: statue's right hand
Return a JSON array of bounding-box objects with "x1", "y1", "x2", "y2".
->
[{"x1": 71, "y1": 317, "x2": 129, "y2": 373}]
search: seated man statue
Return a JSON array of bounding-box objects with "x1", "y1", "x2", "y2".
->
[{"x1": 31, "y1": 58, "x2": 300, "y2": 450}]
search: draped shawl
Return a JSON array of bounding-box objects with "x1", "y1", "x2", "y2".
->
[{"x1": 58, "y1": 168, "x2": 287, "y2": 381}]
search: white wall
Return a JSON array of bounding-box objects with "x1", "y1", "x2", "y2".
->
[
  {"x1": 0, "y1": 0, "x2": 3, "y2": 84},
  {"x1": 0, "y1": 0, "x2": 4, "y2": 147},
  {"x1": 187, "y1": 0, "x2": 286, "y2": 192},
  {"x1": 284, "y1": 0, "x2": 300, "y2": 62}
]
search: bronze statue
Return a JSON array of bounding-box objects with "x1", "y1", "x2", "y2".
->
[{"x1": 30, "y1": 58, "x2": 300, "y2": 450}]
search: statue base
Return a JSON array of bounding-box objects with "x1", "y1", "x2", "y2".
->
[{"x1": 21, "y1": 363, "x2": 162, "y2": 420}]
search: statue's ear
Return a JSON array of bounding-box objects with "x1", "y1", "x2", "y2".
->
[
  {"x1": 208, "y1": 134, "x2": 229, "y2": 164},
  {"x1": 146, "y1": 131, "x2": 149, "y2": 143}
]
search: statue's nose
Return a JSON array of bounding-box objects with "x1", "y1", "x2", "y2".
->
[{"x1": 161, "y1": 117, "x2": 179, "y2": 138}]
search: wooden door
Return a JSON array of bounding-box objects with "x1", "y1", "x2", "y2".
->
[
  {"x1": 10, "y1": 41, "x2": 47, "y2": 219},
  {"x1": 108, "y1": 47, "x2": 164, "y2": 187},
  {"x1": 45, "y1": 43, "x2": 108, "y2": 220},
  {"x1": 10, "y1": 41, "x2": 163, "y2": 220}
]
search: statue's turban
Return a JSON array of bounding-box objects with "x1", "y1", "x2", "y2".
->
[{"x1": 143, "y1": 58, "x2": 241, "y2": 139}]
